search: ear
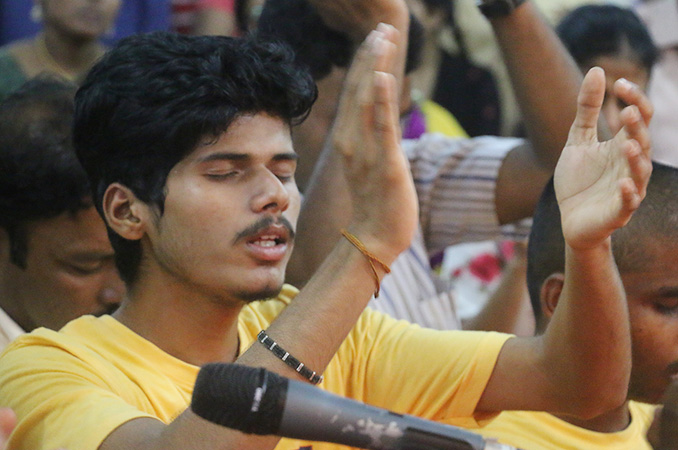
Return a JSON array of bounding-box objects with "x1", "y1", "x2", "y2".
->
[
  {"x1": 540, "y1": 273, "x2": 565, "y2": 320},
  {"x1": 102, "y1": 183, "x2": 149, "y2": 241}
]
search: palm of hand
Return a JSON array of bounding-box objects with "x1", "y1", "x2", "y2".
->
[{"x1": 555, "y1": 138, "x2": 631, "y2": 250}]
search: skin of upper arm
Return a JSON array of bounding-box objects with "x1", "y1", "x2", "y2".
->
[
  {"x1": 99, "y1": 411, "x2": 282, "y2": 450},
  {"x1": 99, "y1": 417, "x2": 165, "y2": 450},
  {"x1": 495, "y1": 143, "x2": 553, "y2": 225},
  {"x1": 474, "y1": 336, "x2": 561, "y2": 414}
]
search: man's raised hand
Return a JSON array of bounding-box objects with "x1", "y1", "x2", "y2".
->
[
  {"x1": 330, "y1": 24, "x2": 418, "y2": 263},
  {"x1": 555, "y1": 67, "x2": 652, "y2": 250}
]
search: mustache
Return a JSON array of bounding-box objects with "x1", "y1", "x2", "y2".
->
[{"x1": 233, "y1": 216, "x2": 295, "y2": 244}]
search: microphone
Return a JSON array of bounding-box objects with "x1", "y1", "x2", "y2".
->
[{"x1": 192, "y1": 363, "x2": 524, "y2": 450}]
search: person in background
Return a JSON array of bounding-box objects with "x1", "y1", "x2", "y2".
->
[
  {"x1": 397, "y1": 14, "x2": 468, "y2": 140},
  {"x1": 0, "y1": 0, "x2": 170, "y2": 47},
  {"x1": 557, "y1": 3, "x2": 659, "y2": 135},
  {"x1": 0, "y1": 0, "x2": 121, "y2": 100},
  {"x1": 478, "y1": 163, "x2": 678, "y2": 450},
  {"x1": 445, "y1": 1, "x2": 660, "y2": 335},
  {"x1": 0, "y1": 76, "x2": 125, "y2": 351}
]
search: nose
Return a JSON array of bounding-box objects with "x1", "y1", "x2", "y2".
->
[
  {"x1": 97, "y1": 267, "x2": 126, "y2": 308},
  {"x1": 249, "y1": 170, "x2": 291, "y2": 214}
]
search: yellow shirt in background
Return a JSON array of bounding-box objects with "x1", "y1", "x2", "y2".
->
[
  {"x1": 477, "y1": 401, "x2": 657, "y2": 450},
  {"x1": 0, "y1": 284, "x2": 510, "y2": 450}
]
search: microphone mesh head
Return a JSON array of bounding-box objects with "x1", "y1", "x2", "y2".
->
[{"x1": 191, "y1": 363, "x2": 289, "y2": 435}]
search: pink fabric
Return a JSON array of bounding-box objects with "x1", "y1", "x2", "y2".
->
[{"x1": 197, "y1": 0, "x2": 235, "y2": 12}]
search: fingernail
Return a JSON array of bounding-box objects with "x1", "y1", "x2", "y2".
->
[
  {"x1": 617, "y1": 78, "x2": 636, "y2": 90},
  {"x1": 377, "y1": 22, "x2": 389, "y2": 32}
]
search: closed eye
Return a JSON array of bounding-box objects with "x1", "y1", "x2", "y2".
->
[
  {"x1": 206, "y1": 171, "x2": 240, "y2": 180},
  {"x1": 275, "y1": 173, "x2": 294, "y2": 182},
  {"x1": 653, "y1": 293, "x2": 678, "y2": 316},
  {"x1": 63, "y1": 261, "x2": 105, "y2": 276}
]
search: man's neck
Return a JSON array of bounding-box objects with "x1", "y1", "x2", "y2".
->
[
  {"x1": 554, "y1": 401, "x2": 631, "y2": 433},
  {"x1": 113, "y1": 274, "x2": 244, "y2": 367}
]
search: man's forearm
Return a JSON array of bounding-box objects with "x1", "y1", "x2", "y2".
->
[
  {"x1": 490, "y1": 2, "x2": 585, "y2": 167},
  {"x1": 539, "y1": 241, "x2": 631, "y2": 416}
]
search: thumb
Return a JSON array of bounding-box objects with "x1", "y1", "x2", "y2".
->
[{"x1": 566, "y1": 67, "x2": 606, "y2": 146}]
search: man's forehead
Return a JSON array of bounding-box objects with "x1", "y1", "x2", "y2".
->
[{"x1": 188, "y1": 114, "x2": 296, "y2": 160}]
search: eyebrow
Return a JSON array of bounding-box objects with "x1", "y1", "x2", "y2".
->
[{"x1": 198, "y1": 152, "x2": 299, "y2": 163}]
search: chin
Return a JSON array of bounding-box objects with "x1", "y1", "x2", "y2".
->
[{"x1": 235, "y1": 282, "x2": 284, "y2": 303}]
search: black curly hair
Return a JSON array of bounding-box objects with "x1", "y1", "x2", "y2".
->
[{"x1": 557, "y1": 4, "x2": 658, "y2": 73}]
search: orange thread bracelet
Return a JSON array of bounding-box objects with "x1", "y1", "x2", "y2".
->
[{"x1": 340, "y1": 229, "x2": 391, "y2": 297}]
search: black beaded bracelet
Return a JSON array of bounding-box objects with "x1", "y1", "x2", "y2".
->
[{"x1": 257, "y1": 330, "x2": 324, "y2": 385}]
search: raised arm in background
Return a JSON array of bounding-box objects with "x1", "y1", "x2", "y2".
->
[{"x1": 288, "y1": 0, "x2": 651, "y2": 288}]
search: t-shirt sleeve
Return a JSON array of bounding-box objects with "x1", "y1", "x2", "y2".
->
[
  {"x1": 404, "y1": 134, "x2": 531, "y2": 255},
  {"x1": 0, "y1": 337, "x2": 157, "y2": 450},
  {"x1": 333, "y1": 308, "x2": 512, "y2": 429}
]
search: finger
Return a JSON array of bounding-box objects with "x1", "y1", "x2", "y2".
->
[
  {"x1": 614, "y1": 78, "x2": 653, "y2": 127},
  {"x1": 618, "y1": 177, "x2": 642, "y2": 222},
  {"x1": 373, "y1": 71, "x2": 401, "y2": 159},
  {"x1": 624, "y1": 138, "x2": 652, "y2": 199},
  {"x1": 334, "y1": 29, "x2": 384, "y2": 156},
  {"x1": 335, "y1": 29, "x2": 383, "y2": 125},
  {"x1": 375, "y1": 23, "x2": 399, "y2": 75},
  {"x1": 567, "y1": 67, "x2": 606, "y2": 146},
  {"x1": 619, "y1": 104, "x2": 651, "y2": 159}
]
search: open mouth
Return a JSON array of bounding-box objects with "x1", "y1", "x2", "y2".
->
[
  {"x1": 244, "y1": 225, "x2": 291, "y2": 262},
  {"x1": 249, "y1": 235, "x2": 286, "y2": 247}
]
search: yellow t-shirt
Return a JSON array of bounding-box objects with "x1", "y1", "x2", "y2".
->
[
  {"x1": 421, "y1": 100, "x2": 468, "y2": 138},
  {"x1": 0, "y1": 285, "x2": 510, "y2": 450},
  {"x1": 477, "y1": 401, "x2": 657, "y2": 450}
]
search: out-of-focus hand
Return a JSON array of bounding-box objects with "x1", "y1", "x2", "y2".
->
[
  {"x1": 0, "y1": 408, "x2": 16, "y2": 450},
  {"x1": 306, "y1": 0, "x2": 408, "y2": 43},
  {"x1": 555, "y1": 67, "x2": 653, "y2": 250}
]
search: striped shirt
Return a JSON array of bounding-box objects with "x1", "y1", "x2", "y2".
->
[{"x1": 367, "y1": 134, "x2": 531, "y2": 330}]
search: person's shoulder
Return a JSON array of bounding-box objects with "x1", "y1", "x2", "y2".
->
[{"x1": 0, "y1": 315, "x2": 105, "y2": 358}]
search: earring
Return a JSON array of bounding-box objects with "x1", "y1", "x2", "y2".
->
[{"x1": 30, "y1": 4, "x2": 43, "y2": 23}]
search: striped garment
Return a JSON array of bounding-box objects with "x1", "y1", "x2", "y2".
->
[{"x1": 367, "y1": 134, "x2": 532, "y2": 330}]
